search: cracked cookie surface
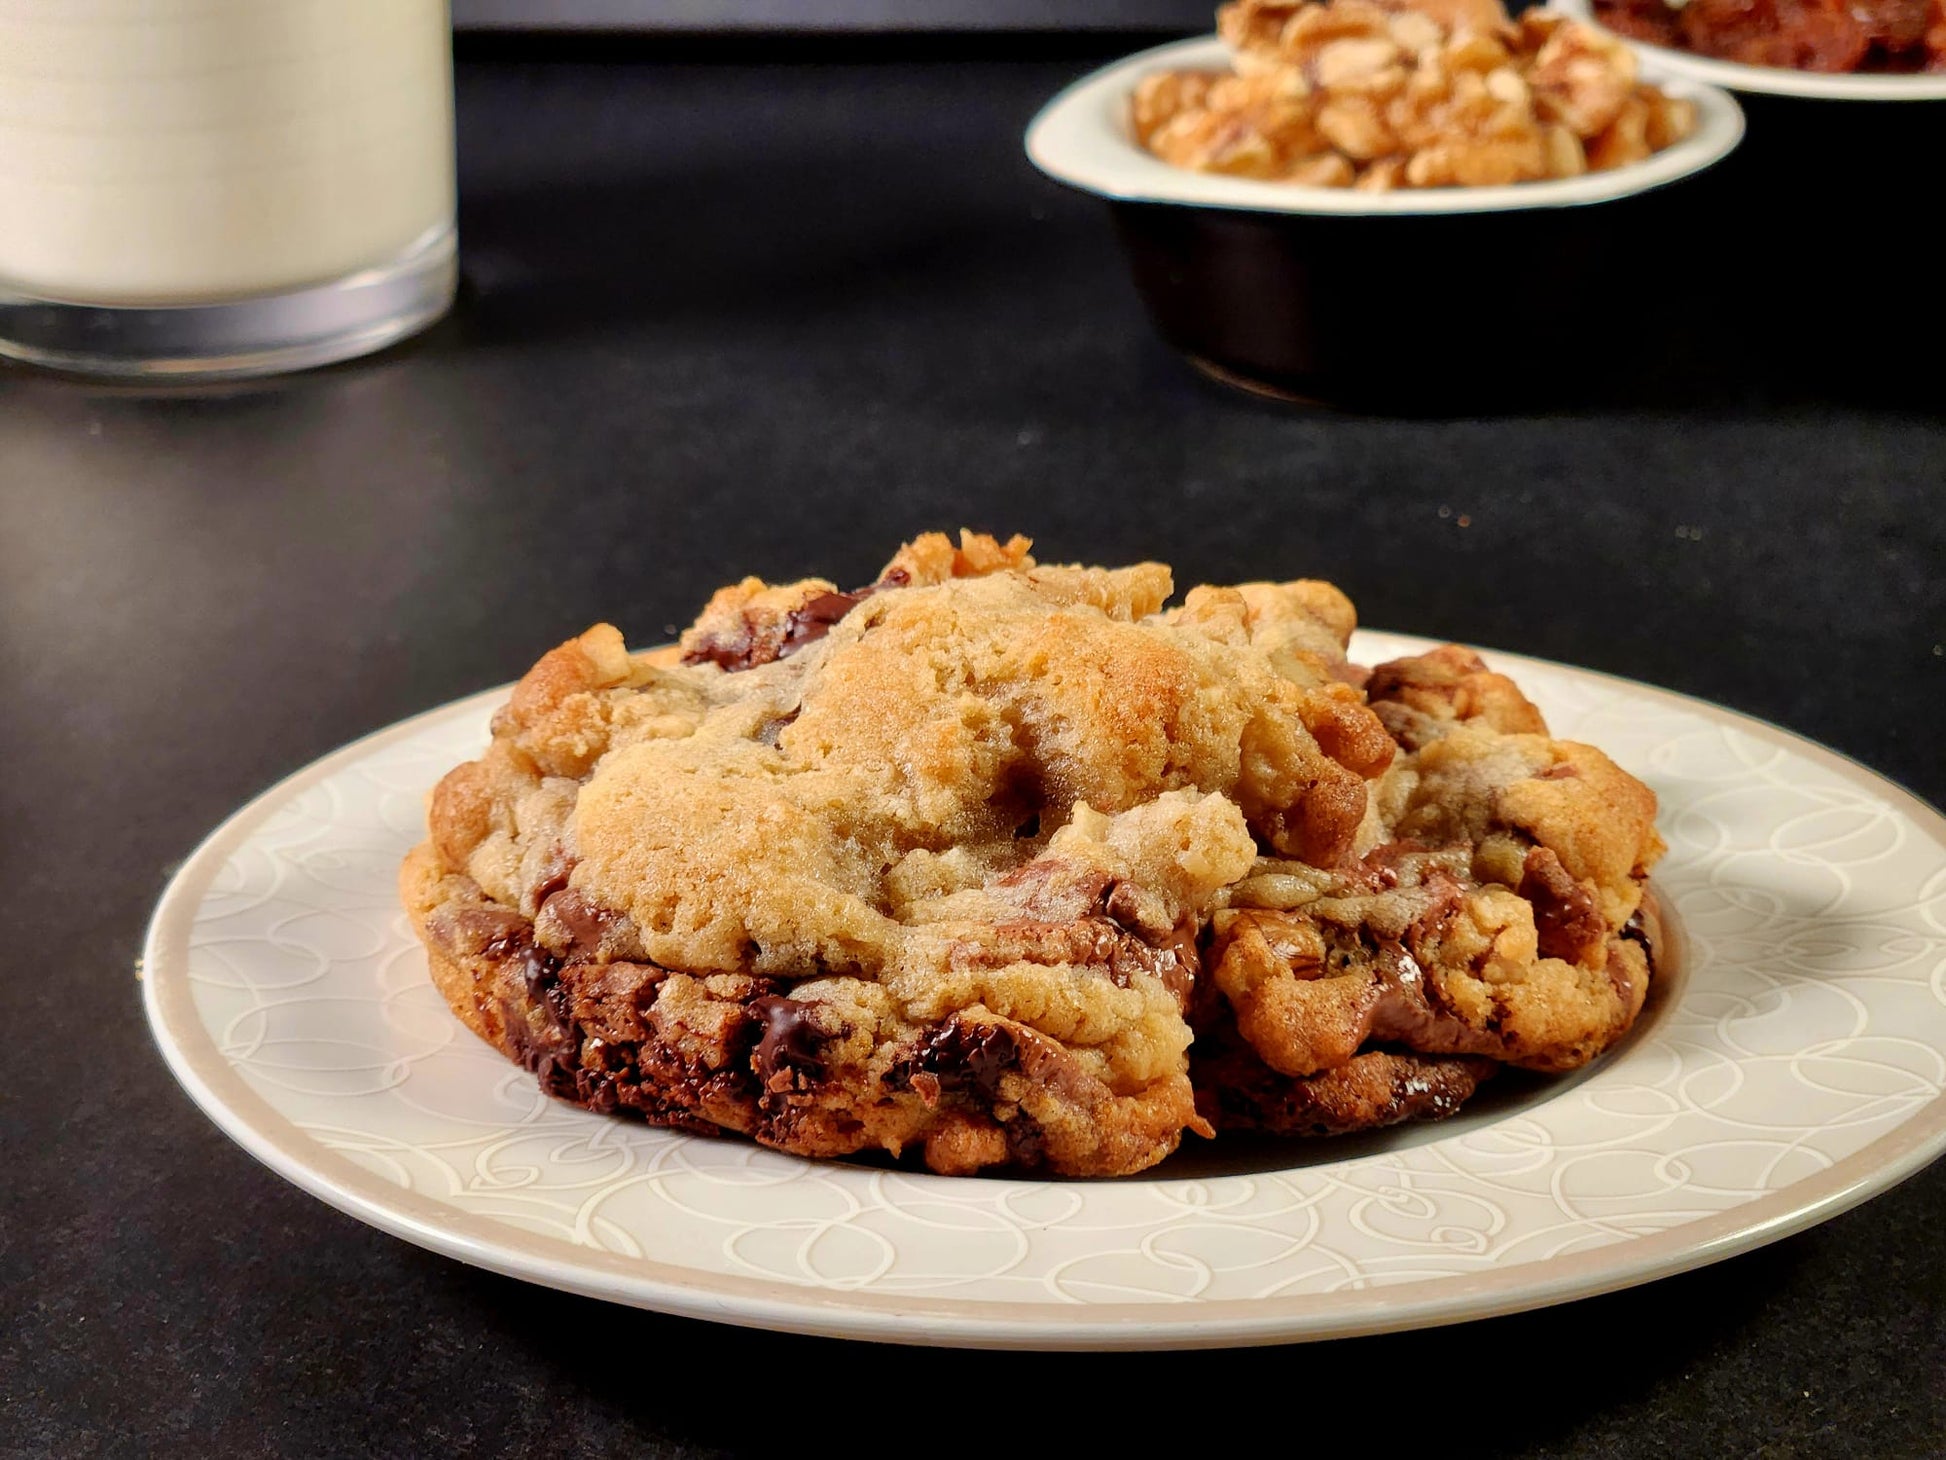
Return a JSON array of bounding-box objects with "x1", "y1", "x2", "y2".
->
[{"x1": 404, "y1": 532, "x2": 1664, "y2": 1177}]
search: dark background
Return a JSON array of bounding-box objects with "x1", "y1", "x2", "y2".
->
[{"x1": 2, "y1": 27, "x2": 1943, "y2": 1460}]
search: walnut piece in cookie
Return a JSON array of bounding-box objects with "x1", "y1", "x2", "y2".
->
[
  {"x1": 1195, "y1": 642, "x2": 1664, "y2": 1128},
  {"x1": 403, "y1": 534, "x2": 1665, "y2": 1176}
]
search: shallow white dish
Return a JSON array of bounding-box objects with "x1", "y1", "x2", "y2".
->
[
  {"x1": 1555, "y1": 0, "x2": 1946, "y2": 101},
  {"x1": 1025, "y1": 34, "x2": 1745, "y2": 215},
  {"x1": 144, "y1": 631, "x2": 1946, "y2": 1350}
]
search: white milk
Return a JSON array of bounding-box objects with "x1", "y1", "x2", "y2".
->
[{"x1": 0, "y1": 0, "x2": 455, "y2": 305}]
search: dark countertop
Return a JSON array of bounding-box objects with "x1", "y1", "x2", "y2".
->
[{"x1": 3, "y1": 40, "x2": 1942, "y2": 1459}]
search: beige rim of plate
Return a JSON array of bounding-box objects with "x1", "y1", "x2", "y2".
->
[
  {"x1": 1025, "y1": 34, "x2": 1746, "y2": 215},
  {"x1": 143, "y1": 631, "x2": 1946, "y2": 1350},
  {"x1": 1554, "y1": 0, "x2": 1946, "y2": 100}
]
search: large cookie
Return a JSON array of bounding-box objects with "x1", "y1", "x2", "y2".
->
[{"x1": 403, "y1": 532, "x2": 1664, "y2": 1177}]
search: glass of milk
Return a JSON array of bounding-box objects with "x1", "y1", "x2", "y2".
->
[{"x1": 0, "y1": 0, "x2": 457, "y2": 379}]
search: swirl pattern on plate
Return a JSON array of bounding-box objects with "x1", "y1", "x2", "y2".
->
[{"x1": 162, "y1": 631, "x2": 1946, "y2": 1310}]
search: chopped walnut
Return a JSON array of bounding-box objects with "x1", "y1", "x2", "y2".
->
[
  {"x1": 1138, "y1": 0, "x2": 1699, "y2": 191},
  {"x1": 1524, "y1": 13, "x2": 1638, "y2": 137},
  {"x1": 1132, "y1": 69, "x2": 1221, "y2": 146},
  {"x1": 1586, "y1": 90, "x2": 1655, "y2": 170},
  {"x1": 1143, "y1": 69, "x2": 1328, "y2": 178}
]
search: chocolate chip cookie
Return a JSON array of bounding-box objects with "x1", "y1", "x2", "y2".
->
[{"x1": 402, "y1": 532, "x2": 1664, "y2": 1177}]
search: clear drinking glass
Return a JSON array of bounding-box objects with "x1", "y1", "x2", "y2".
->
[{"x1": 0, "y1": 0, "x2": 458, "y2": 380}]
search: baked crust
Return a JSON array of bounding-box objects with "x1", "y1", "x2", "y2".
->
[{"x1": 403, "y1": 531, "x2": 1664, "y2": 1177}]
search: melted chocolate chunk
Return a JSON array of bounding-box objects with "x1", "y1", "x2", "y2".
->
[
  {"x1": 682, "y1": 625, "x2": 758, "y2": 672},
  {"x1": 1093, "y1": 916, "x2": 1202, "y2": 1009},
  {"x1": 1148, "y1": 919, "x2": 1203, "y2": 1008},
  {"x1": 516, "y1": 942, "x2": 559, "y2": 1004},
  {"x1": 529, "y1": 843, "x2": 575, "y2": 908},
  {"x1": 594, "y1": 1029, "x2": 744, "y2": 1135},
  {"x1": 1612, "y1": 905, "x2": 1658, "y2": 1002},
  {"x1": 471, "y1": 933, "x2": 617, "y2": 1113},
  {"x1": 780, "y1": 590, "x2": 866, "y2": 656},
  {"x1": 501, "y1": 943, "x2": 585, "y2": 1094},
  {"x1": 747, "y1": 995, "x2": 832, "y2": 1091},
  {"x1": 1100, "y1": 880, "x2": 1159, "y2": 938},
  {"x1": 1402, "y1": 867, "x2": 1467, "y2": 939},
  {"x1": 682, "y1": 574, "x2": 904, "y2": 673},
  {"x1": 538, "y1": 887, "x2": 622, "y2": 962},
  {"x1": 434, "y1": 905, "x2": 530, "y2": 960},
  {"x1": 893, "y1": 1019, "x2": 1022, "y2": 1102},
  {"x1": 1191, "y1": 1021, "x2": 1497, "y2": 1138},
  {"x1": 439, "y1": 886, "x2": 764, "y2": 1133},
  {"x1": 1097, "y1": 879, "x2": 1205, "y2": 1008},
  {"x1": 993, "y1": 858, "x2": 1113, "y2": 922},
  {"x1": 1518, "y1": 846, "x2": 1606, "y2": 964},
  {"x1": 1354, "y1": 926, "x2": 1509, "y2": 1058}
]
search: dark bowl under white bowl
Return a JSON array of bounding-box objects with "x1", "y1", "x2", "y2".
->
[{"x1": 1026, "y1": 35, "x2": 1749, "y2": 407}]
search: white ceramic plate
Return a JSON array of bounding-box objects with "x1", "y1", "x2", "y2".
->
[
  {"x1": 1025, "y1": 35, "x2": 1745, "y2": 215},
  {"x1": 143, "y1": 632, "x2": 1946, "y2": 1349},
  {"x1": 1555, "y1": 0, "x2": 1946, "y2": 101}
]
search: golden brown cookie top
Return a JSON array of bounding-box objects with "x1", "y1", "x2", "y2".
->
[{"x1": 429, "y1": 534, "x2": 1377, "y2": 1038}]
